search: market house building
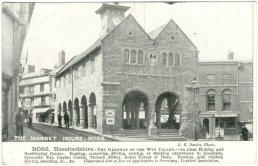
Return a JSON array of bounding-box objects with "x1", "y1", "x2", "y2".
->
[{"x1": 55, "y1": 3, "x2": 198, "y2": 139}]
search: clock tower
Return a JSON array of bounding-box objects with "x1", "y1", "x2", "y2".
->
[{"x1": 96, "y1": 3, "x2": 130, "y2": 36}]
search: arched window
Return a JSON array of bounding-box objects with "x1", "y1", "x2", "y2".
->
[
  {"x1": 207, "y1": 90, "x2": 216, "y2": 111},
  {"x1": 162, "y1": 52, "x2": 168, "y2": 66},
  {"x1": 222, "y1": 90, "x2": 231, "y2": 110},
  {"x1": 137, "y1": 50, "x2": 144, "y2": 64},
  {"x1": 175, "y1": 53, "x2": 181, "y2": 67},
  {"x1": 130, "y1": 50, "x2": 137, "y2": 64},
  {"x1": 123, "y1": 49, "x2": 129, "y2": 64},
  {"x1": 168, "y1": 52, "x2": 174, "y2": 66}
]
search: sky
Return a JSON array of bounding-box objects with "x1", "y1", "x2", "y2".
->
[{"x1": 21, "y1": 2, "x2": 255, "y2": 70}]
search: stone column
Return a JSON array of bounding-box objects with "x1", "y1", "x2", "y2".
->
[
  {"x1": 80, "y1": 105, "x2": 85, "y2": 129},
  {"x1": 73, "y1": 106, "x2": 77, "y2": 127},
  {"x1": 68, "y1": 107, "x2": 72, "y2": 126},
  {"x1": 130, "y1": 109, "x2": 135, "y2": 129},
  {"x1": 88, "y1": 104, "x2": 93, "y2": 128},
  {"x1": 148, "y1": 102, "x2": 158, "y2": 137},
  {"x1": 135, "y1": 107, "x2": 140, "y2": 129},
  {"x1": 126, "y1": 107, "x2": 130, "y2": 128}
]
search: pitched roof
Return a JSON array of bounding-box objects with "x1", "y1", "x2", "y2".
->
[
  {"x1": 149, "y1": 24, "x2": 166, "y2": 39},
  {"x1": 56, "y1": 39, "x2": 102, "y2": 77}
]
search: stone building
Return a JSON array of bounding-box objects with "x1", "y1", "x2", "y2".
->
[
  {"x1": 198, "y1": 54, "x2": 253, "y2": 140},
  {"x1": 2, "y1": 3, "x2": 34, "y2": 141},
  {"x1": 55, "y1": 3, "x2": 198, "y2": 139}
]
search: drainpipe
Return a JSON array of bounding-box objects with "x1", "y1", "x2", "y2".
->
[{"x1": 71, "y1": 67, "x2": 73, "y2": 127}]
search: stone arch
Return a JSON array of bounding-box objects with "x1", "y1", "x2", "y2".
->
[
  {"x1": 122, "y1": 90, "x2": 149, "y2": 129},
  {"x1": 68, "y1": 100, "x2": 73, "y2": 126},
  {"x1": 155, "y1": 91, "x2": 180, "y2": 129},
  {"x1": 81, "y1": 95, "x2": 88, "y2": 128},
  {"x1": 58, "y1": 103, "x2": 62, "y2": 113},
  {"x1": 89, "y1": 93, "x2": 97, "y2": 129},
  {"x1": 74, "y1": 98, "x2": 80, "y2": 127},
  {"x1": 63, "y1": 101, "x2": 67, "y2": 112}
]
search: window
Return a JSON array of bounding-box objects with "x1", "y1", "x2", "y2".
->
[
  {"x1": 226, "y1": 117, "x2": 235, "y2": 128},
  {"x1": 59, "y1": 79, "x2": 61, "y2": 88},
  {"x1": 20, "y1": 87, "x2": 24, "y2": 94},
  {"x1": 222, "y1": 90, "x2": 231, "y2": 110},
  {"x1": 29, "y1": 85, "x2": 34, "y2": 94},
  {"x1": 54, "y1": 78, "x2": 56, "y2": 88},
  {"x1": 207, "y1": 74, "x2": 215, "y2": 85},
  {"x1": 168, "y1": 53, "x2": 174, "y2": 66},
  {"x1": 162, "y1": 52, "x2": 168, "y2": 66},
  {"x1": 75, "y1": 68, "x2": 78, "y2": 79},
  {"x1": 130, "y1": 50, "x2": 137, "y2": 64},
  {"x1": 40, "y1": 84, "x2": 44, "y2": 92},
  {"x1": 63, "y1": 76, "x2": 66, "y2": 87},
  {"x1": 137, "y1": 50, "x2": 144, "y2": 64},
  {"x1": 82, "y1": 65, "x2": 86, "y2": 77},
  {"x1": 91, "y1": 59, "x2": 95, "y2": 74},
  {"x1": 41, "y1": 97, "x2": 45, "y2": 105},
  {"x1": 215, "y1": 118, "x2": 224, "y2": 128},
  {"x1": 68, "y1": 72, "x2": 72, "y2": 84},
  {"x1": 175, "y1": 53, "x2": 181, "y2": 67},
  {"x1": 207, "y1": 90, "x2": 216, "y2": 111},
  {"x1": 123, "y1": 49, "x2": 129, "y2": 64},
  {"x1": 30, "y1": 98, "x2": 34, "y2": 107},
  {"x1": 222, "y1": 74, "x2": 231, "y2": 84}
]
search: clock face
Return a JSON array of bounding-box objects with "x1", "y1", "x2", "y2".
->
[{"x1": 112, "y1": 17, "x2": 120, "y2": 25}]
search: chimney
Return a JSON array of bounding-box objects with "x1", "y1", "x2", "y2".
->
[
  {"x1": 59, "y1": 50, "x2": 65, "y2": 66},
  {"x1": 227, "y1": 51, "x2": 234, "y2": 60}
]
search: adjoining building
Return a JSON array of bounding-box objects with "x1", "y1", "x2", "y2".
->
[
  {"x1": 19, "y1": 50, "x2": 67, "y2": 124},
  {"x1": 198, "y1": 53, "x2": 253, "y2": 140},
  {"x1": 19, "y1": 68, "x2": 52, "y2": 123},
  {"x1": 2, "y1": 3, "x2": 34, "y2": 141},
  {"x1": 55, "y1": 3, "x2": 198, "y2": 139}
]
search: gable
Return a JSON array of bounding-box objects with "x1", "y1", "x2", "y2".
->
[
  {"x1": 102, "y1": 14, "x2": 152, "y2": 43},
  {"x1": 154, "y1": 19, "x2": 197, "y2": 49}
]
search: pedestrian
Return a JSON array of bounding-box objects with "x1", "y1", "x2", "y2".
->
[
  {"x1": 241, "y1": 125, "x2": 249, "y2": 141},
  {"x1": 64, "y1": 112, "x2": 69, "y2": 129},
  {"x1": 58, "y1": 112, "x2": 62, "y2": 128},
  {"x1": 15, "y1": 108, "x2": 25, "y2": 136}
]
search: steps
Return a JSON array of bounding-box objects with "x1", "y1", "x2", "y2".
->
[
  {"x1": 157, "y1": 129, "x2": 186, "y2": 141},
  {"x1": 124, "y1": 129, "x2": 149, "y2": 138}
]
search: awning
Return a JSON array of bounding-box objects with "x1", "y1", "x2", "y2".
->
[
  {"x1": 33, "y1": 108, "x2": 50, "y2": 114},
  {"x1": 214, "y1": 114, "x2": 238, "y2": 118}
]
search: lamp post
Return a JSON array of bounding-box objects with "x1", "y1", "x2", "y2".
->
[{"x1": 192, "y1": 78, "x2": 199, "y2": 141}]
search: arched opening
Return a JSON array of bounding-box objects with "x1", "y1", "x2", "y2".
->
[
  {"x1": 63, "y1": 102, "x2": 67, "y2": 113},
  {"x1": 58, "y1": 103, "x2": 62, "y2": 113},
  {"x1": 155, "y1": 92, "x2": 180, "y2": 129},
  {"x1": 89, "y1": 93, "x2": 97, "y2": 129},
  {"x1": 122, "y1": 90, "x2": 148, "y2": 129},
  {"x1": 81, "y1": 95, "x2": 88, "y2": 129},
  {"x1": 203, "y1": 118, "x2": 209, "y2": 136},
  {"x1": 68, "y1": 100, "x2": 73, "y2": 126},
  {"x1": 74, "y1": 98, "x2": 80, "y2": 127}
]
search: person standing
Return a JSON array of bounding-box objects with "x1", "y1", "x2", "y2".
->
[
  {"x1": 64, "y1": 112, "x2": 69, "y2": 129},
  {"x1": 241, "y1": 125, "x2": 249, "y2": 141},
  {"x1": 58, "y1": 112, "x2": 62, "y2": 128},
  {"x1": 15, "y1": 108, "x2": 25, "y2": 136}
]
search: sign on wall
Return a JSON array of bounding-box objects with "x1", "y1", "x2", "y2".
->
[
  {"x1": 106, "y1": 118, "x2": 115, "y2": 125},
  {"x1": 105, "y1": 109, "x2": 115, "y2": 117}
]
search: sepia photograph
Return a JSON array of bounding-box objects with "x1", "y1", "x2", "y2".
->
[{"x1": 1, "y1": 1, "x2": 256, "y2": 165}]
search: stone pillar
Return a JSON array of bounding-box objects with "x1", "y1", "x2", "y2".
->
[
  {"x1": 68, "y1": 107, "x2": 72, "y2": 126},
  {"x1": 135, "y1": 107, "x2": 140, "y2": 129},
  {"x1": 126, "y1": 107, "x2": 130, "y2": 128},
  {"x1": 73, "y1": 107, "x2": 77, "y2": 127},
  {"x1": 156, "y1": 108, "x2": 161, "y2": 129},
  {"x1": 80, "y1": 105, "x2": 85, "y2": 128},
  {"x1": 148, "y1": 102, "x2": 158, "y2": 137},
  {"x1": 130, "y1": 109, "x2": 135, "y2": 129},
  {"x1": 88, "y1": 104, "x2": 93, "y2": 128}
]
